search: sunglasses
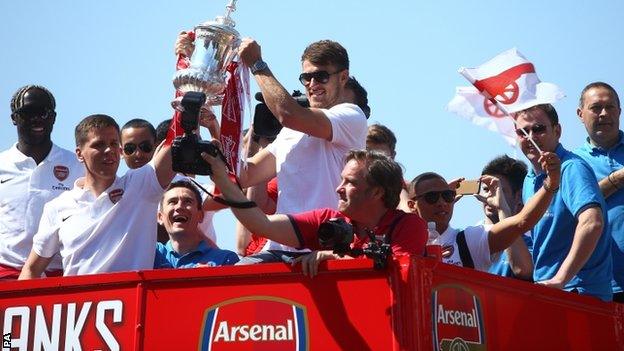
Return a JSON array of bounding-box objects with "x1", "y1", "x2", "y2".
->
[
  {"x1": 15, "y1": 108, "x2": 55, "y2": 121},
  {"x1": 414, "y1": 190, "x2": 456, "y2": 205},
  {"x1": 515, "y1": 124, "x2": 547, "y2": 138},
  {"x1": 298, "y1": 70, "x2": 342, "y2": 85},
  {"x1": 123, "y1": 141, "x2": 153, "y2": 155}
]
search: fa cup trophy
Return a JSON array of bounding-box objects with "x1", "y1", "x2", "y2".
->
[{"x1": 172, "y1": 0, "x2": 241, "y2": 107}]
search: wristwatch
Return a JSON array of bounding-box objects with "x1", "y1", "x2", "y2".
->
[{"x1": 250, "y1": 59, "x2": 268, "y2": 74}]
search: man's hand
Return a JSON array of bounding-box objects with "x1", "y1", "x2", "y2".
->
[
  {"x1": 536, "y1": 276, "x2": 566, "y2": 290},
  {"x1": 448, "y1": 177, "x2": 465, "y2": 203},
  {"x1": 175, "y1": 31, "x2": 194, "y2": 57},
  {"x1": 538, "y1": 152, "x2": 561, "y2": 191},
  {"x1": 475, "y1": 175, "x2": 511, "y2": 214},
  {"x1": 238, "y1": 38, "x2": 262, "y2": 67},
  {"x1": 291, "y1": 250, "x2": 337, "y2": 278},
  {"x1": 201, "y1": 141, "x2": 230, "y2": 184},
  {"x1": 199, "y1": 107, "x2": 220, "y2": 140}
]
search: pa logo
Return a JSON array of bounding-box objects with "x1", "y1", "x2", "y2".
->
[{"x1": 198, "y1": 296, "x2": 309, "y2": 351}]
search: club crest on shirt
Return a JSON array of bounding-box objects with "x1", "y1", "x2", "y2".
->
[
  {"x1": 441, "y1": 245, "x2": 455, "y2": 258},
  {"x1": 53, "y1": 165, "x2": 69, "y2": 181},
  {"x1": 109, "y1": 189, "x2": 124, "y2": 204}
]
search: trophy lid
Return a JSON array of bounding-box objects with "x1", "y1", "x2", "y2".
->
[{"x1": 195, "y1": 1, "x2": 240, "y2": 38}]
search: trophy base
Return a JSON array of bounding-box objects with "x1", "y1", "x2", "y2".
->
[
  {"x1": 173, "y1": 69, "x2": 226, "y2": 106},
  {"x1": 171, "y1": 96, "x2": 220, "y2": 112}
]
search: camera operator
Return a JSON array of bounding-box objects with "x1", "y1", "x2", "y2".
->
[{"x1": 202, "y1": 149, "x2": 428, "y2": 274}]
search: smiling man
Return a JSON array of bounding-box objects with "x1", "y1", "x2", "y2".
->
[
  {"x1": 515, "y1": 103, "x2": 612, "y2": 301},
  {"x1": 573, "y1": 82, "x2": 624, "y2": 302},
  {"x1": 202, "y1": 149, "x2": 427, "y2": 275},
  {"x1": 213, "y1": 38, "x2": 367, "y2": 264},
  {"x1": 0, "y1": 85, "x2": 83, "y2": 280},
  {"x1": 19, "y1": 114, "x2": 176, "y2": 278},
  {"x1": 121, "y1": 118, "x2": 156, "y2": 170},
  {"x1": 154, "y1": 181, "x2": 238, "y2": 268}
]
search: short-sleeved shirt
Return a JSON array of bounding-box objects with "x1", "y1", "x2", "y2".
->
[
  {"x1": 523, "y1": 144, "x2": 612, "y2": 301},
  {"x1": 288, "y1": 208, "x2": 427, "y2": 256},
  {"x1": 0, "y1": 143, "x2": 83, "y2": 271},
  {"x1": 264, "y1": 103, "x2": 367, "y2": 252},
  {"x1": 437, "y1": 225, "x2": 498, "y2": 272},
  {"x1": 154, "y1": 240, "x2": 239, "y2": 268},
  {"x1": 32, "y1": 162, "x2": 164, "y2": 276},
  {"x1": 575, "y1": 131, "x2": 624, "y2": 294}
]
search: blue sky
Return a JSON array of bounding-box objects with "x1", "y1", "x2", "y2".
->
[{"x1": 2, "y1": 1, "x2": 623, "y2": 252}]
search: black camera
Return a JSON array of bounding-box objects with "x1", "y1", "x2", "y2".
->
[
  {"x1": 171, "y1": 91, "x2": 224, "y2": 175},
  {"x1": 253, "y1": 90, "x2": 309, "y2": 140},
  {"x1": 318, "y1": 217, "x2": 392, "y2": 270},
  {"x1": 318, "y1": 218, "x2": 354, "y2": 255}
]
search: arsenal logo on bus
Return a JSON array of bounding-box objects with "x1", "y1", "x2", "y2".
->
[
  {"x1": 432, "y1": 284, "x2": 486, "y2": 351},
  {"x1": 198, "y1": 296, "x2": 309, "y2": 351},
  {"x1": 53, "y1": 165, "x2": 69, "y2": 181}
]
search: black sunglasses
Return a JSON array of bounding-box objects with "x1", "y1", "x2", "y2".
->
[
  {"x1": 15, "y1": 108, "x2": 55, "y2": 121},
  {"x1": 515, "y1": 124, "x2": 547, "y2": 138},
  {"x1": 123, "y1": 141, "x2": 153, "y2": 155},
  {"x1": 298, "y1": 70, "x2": 342, "y2": 85},
  {"x1": 415, "y1": 190, "x2": 456, "y2": 205}
]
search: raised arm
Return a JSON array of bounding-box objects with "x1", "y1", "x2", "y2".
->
[
  {"x1": 152, "y1": 141, "x2": 175, "y2": 189},
  {"x1": 238, "y1": 38, "x2": 335, "y2": 141},
  {"x1": 201, "y1": 149, "x2": 300, "y2": 248},
  {"x1": 488, "y1": 152, "x2": 560, "y2": 253}
]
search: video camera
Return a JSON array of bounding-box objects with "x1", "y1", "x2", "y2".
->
[
  {"x1": 171, "y1": 91, "x2": 226, "y2": 175},
  {"x1": 252, "y1": 90, "x2": 309, "y2": 140},
  {"x1": 317, "y1": 218, "x2": 392, "y2": 269}
]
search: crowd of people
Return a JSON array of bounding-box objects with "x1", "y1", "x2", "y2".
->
[{"x1": 1, "y1": 35, "x2": 622, "y2": 304}]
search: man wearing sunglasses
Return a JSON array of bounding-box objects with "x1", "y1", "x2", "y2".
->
[
  {"x1": 573, "y1": 82, "x2": 623, "y2": 302},
  {"x1": 121, "y1": 118, "x2": 156, "y2": 170},
  {"x1": 0, "y1": 85, "x2": 83, "y2": 280},
  {"x1": 515, "y1": 103, "x2": 612, "y2": 301},
  {"x1": 215, "y1": 38, "x2": 367, "y2": 264},
  {"x1": 407, "y1": 150, "x2": 559, "y2": 273}
]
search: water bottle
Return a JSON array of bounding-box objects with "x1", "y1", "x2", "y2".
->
[
  {"x1": 427, "y1": 222, "x2": 440, "y2": 245},
  {"x1": 426, "y1": 222, "x2": 442, "y2": 260}
]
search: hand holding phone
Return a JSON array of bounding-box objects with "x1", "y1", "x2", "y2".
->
[{"x1": 456, "y1": 179, "x2": 481, "y2": 195}]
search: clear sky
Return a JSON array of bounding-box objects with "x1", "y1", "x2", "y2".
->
[{"x1": 2, "y1": 1, "x2": 623, "y2": 252}]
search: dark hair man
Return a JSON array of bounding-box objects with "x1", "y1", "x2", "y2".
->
[
  {"x1": 121, "y1": 118, "x2": 156, "y2": 169},
  {"x1": 482, "y1": 155, "x2": 533, "y2": 280},
  {"x1": 202, "y1": 149, "x2": 428, "y2": 275},
  {"x1": 155, "y1": 181, "x2": 238, "y2": 268},
  {"x1": 222, "y1": 38, "x2": 367, "y2": 263},
  {"x1": 407, "y1": 150, "x2": 559, "y2": 274},
  {"x1": 573, "y1": 82, "x2": 624, "y2": 302},
  {"x1": 0, "y1": 85, "x2": 84, "y2": 279},
  {"x1": 514, "y1": 103, "x2": 612, "y2": 301},
  {"x1": 366, "y1": 124, "x2": 397, "y2": 159},
  {"x1": 19, "y1": 114, "x2": 176, "y2": 278}
]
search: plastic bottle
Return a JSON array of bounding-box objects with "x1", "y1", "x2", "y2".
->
[{"x1": 427, "y1": 222, "x2": 440, "y2": 245}]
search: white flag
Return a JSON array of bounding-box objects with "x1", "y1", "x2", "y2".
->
[
  {"x1": 459, "y1": 48, "x2": 564, "y2": 114},
  {"x1": 447, "y1": 87, "x2": 517, "y2": 146}
]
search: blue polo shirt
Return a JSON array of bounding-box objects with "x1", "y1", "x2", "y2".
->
[
  {"x1": 574, "y1": 131, "x2": 624, "y2": 295},
  {"x1": 154, "y1": 240, "x2": 239, "y2": 269},
  {"x1": 488, "y1": 232, "x2": 533, "y2": 279},
  {"x1": 523, "y1": 144, "x2": 612, "y2": 301}
]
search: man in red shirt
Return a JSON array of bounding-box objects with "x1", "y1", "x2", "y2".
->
[{"x1": 203, "y1": 149, "x2": 428, "y2": 275}]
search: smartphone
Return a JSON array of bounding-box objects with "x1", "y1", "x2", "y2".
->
[{"x1": 457, "y1": 179, "x2": 481, "y2": 195}]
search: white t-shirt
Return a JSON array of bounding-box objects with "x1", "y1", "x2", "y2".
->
[
  {"x1": 32, "y1": 163, "x2": 164, "y2": 276},
  {"x1": 264, "y1": 103, "x2": 367, "y2": 251},
  {"x1": 437, "y1": 225, "x2": 498, "y2": 272},
  {"x1": 0, "y1": 144, "x2": 83, "y2": 270}
]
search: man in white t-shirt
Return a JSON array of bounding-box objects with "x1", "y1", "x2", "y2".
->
[
  {"x1": 407, "y1": 154, "x2": 560, "y2": 272},
  {"x1": 19, "y1": 114, "x2": 175, "y2": 278},
  {"x1": 0, "y1": 85, "x2": 83, "y2": 280}
]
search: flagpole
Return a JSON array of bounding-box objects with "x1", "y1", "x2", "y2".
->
[{"x1": 458, "y1": 68, "x2": 543, "y2": 154}]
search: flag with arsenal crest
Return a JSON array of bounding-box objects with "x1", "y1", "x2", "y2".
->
[{"x1": 448, "y1": 48, "x2": 564, "y2": 145}]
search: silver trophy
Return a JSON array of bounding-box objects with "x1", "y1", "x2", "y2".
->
[{"x1": 173, "y1": 0, "x2": 241, "y2": 107}]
